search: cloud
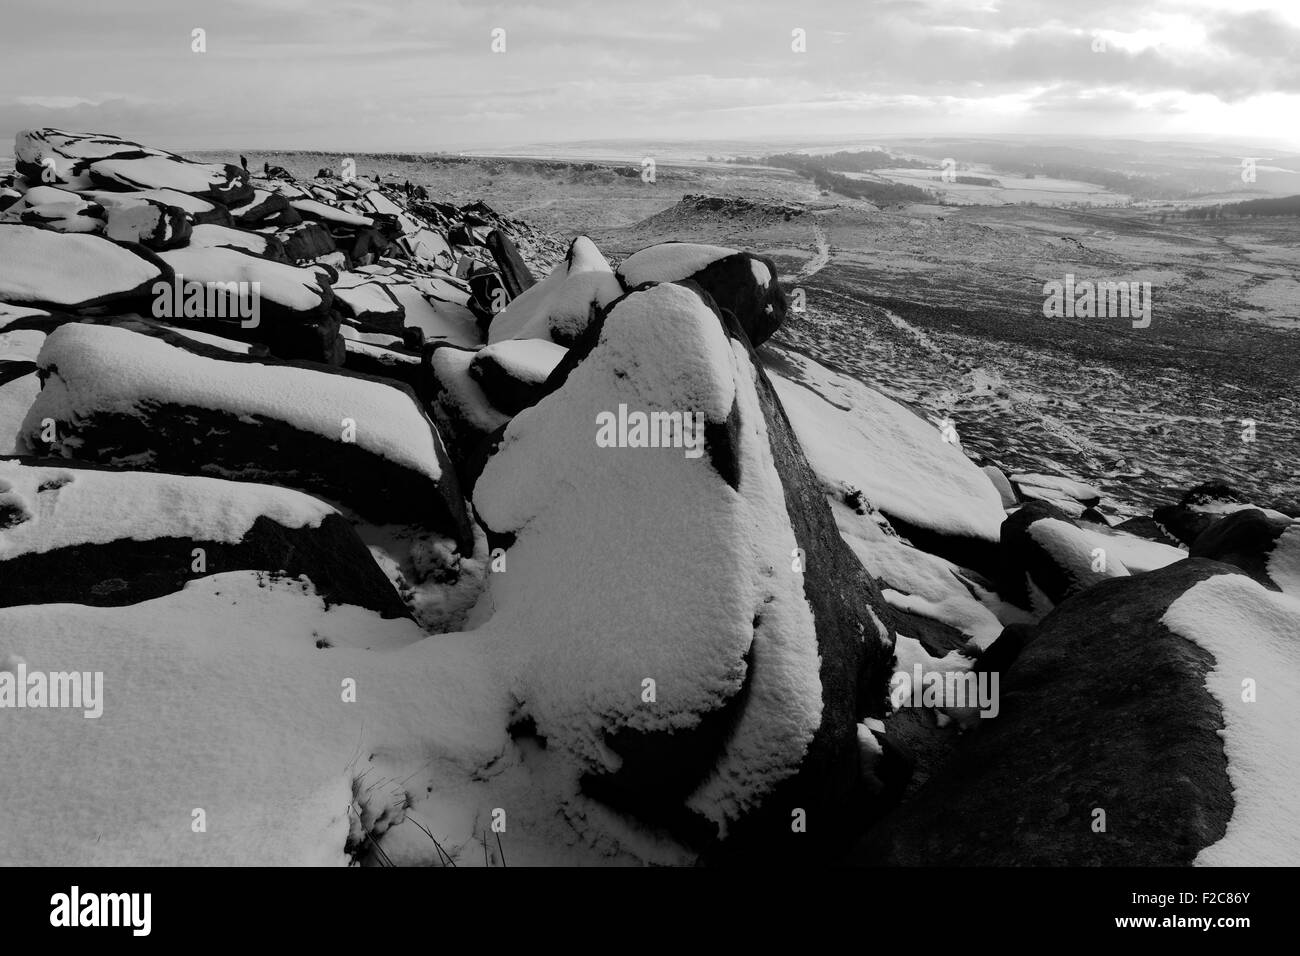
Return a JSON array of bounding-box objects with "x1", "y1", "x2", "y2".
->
[{"x1": 0, "y1": 0, "x2": 1298, "y2": 147}]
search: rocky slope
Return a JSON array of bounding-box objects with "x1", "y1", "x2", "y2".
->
[{"x1": 1, "y1": 129, "x2": 1297, "y2": 867}]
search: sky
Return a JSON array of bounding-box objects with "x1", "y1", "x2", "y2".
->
[{"x1": 1, "y1": 0, "x2": 1298, "y2": 152}]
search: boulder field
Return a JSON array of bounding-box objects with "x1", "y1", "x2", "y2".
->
[{"x1": 1, "y1": 129, "x2": 1296, "y2": 867}]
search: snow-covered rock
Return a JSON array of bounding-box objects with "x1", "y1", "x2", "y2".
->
[
  {"x1": 229, "y1": 189, "x2": 300, "y2": 229},
  {"x1": 766, "y1": 346, "x2": 1005, "y2": 574},
  {"x1": 1162, "y1": 572, "x2": 1300, "y2": 865},
  {"x1": 0, "y1": 571, "x2": 501, "y2": 865},
  {"x1": 276, "y1": 221, "x2": 336, "y2": 263},
  {"x1": 14, "y1": 128, "x2": 171, "y2": 190},
  {"x1": 981, "y1": 464, "x2": 1019, "y2": 509},
  {"x1": 1152, "y1": 482, "x2": 1289, "y2": 547},
  {"x1": 101, "y1": 194, "x2": 192, "y2": 250},
  {"x1": 332, "y1": 275, "x2": 405, "y2": 327},
  {"x1": 0, "y1": 460, "x2": 409, "y2": 617},
  {"x1": 0, "y1": 223, "x2": 168, "y2": 311},
  {"x1": 468, "y1": 338, "x2": 567, "y2": 415},
  {"x1": 860, "y1": 558, "x2": 1246, "y2": 865},
  {"x1": 472, "y1": 281, "x2": 895, "y2": 858},
  {"x1": 154, "y1": 244, "x2": 342, "y2": 362},
  {"x1": 20, "y1": 323, "x2": 473, "y2": 549},
  {"x1": 88, "y1": 154, "x2": 252, "y2": 207},
  {"x1": 390, "y1": 279, "x2": 481, "y2": 348},
  {"x1": 84, "y1": 186, "x2": 230, "y2": 225},
  {"x1": 290, "y1": 198, "x2": 373, "y2": 228},
  {"x1": 1189, "y1": 508, "x2": 1299, "y2": 595},
  {"x1": 0, "y1": 362, "x2": 40, "y2": 454},
  {"x1": 487, "y1": 236, "x2": 621, "y2": 346},
  {"x1": 399, "y1": 226, "x2": 453, "y2": 269},
  {"x1": 187, "y1": 223, "x2": 284, "y2": 258},
  {"x1": 999, "y1": 500, "x2": 1129, "y2": 614},
  {"x1": 616, "y1": 242, "x2": 787, "y2": 346},
  {"x1": 1011, "y1": 472, "x2": 1102, "y2": 509},
  {"x1": 0, "y1": 185, "x2": 105, "y2": 234},
  {"x1": 425, "y1": 345, "x2": 511, "y2": 486}
]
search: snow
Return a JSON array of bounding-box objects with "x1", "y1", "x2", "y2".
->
[
  {"x1": 1161, "y1": 574, "x2": 1300, "y2": 866},
  {"x1": 0, "y1": 224, "x2": 160, "y2": 306},
  {"x1": 430, "y1": 347, "x2": 510, "y2": 434},
  {"x1": 474, "y1": 338, "x2": 566, "y2": 385},
  {"x1": 488, "y1": 237, "x2": 621, "y2": 345},
  {"x1": 416, "y1": 274, "x2": 472, "y2": 305},
  {"x1": 389, "y1": 283, "x2": 481, "y2": 348},
  {"x1": 617, "y1": 242, "x2": 738, "y2": 286},
  {"x1": 89, "y1": 156, "x2": 234, "y2": 195},
  {"x1": 360, "y1": 190, "x2": 403, "y2": 216},
  {"x1": 1266, "y1": 523, "x2": 1300, "y2": 596},
  {"x1": 473, "y1": 282, "x2": 823, "y2": 834},
  {"x1": 767, "y1": 347, "x2": 1006, "y2": 541},
  {"x1": 290, "y1": 199, "x2": 373, "y2": 227},
  {"x1": 15, "y1": 130, "x2": 165, "y2": 166},
  {"x1": 166, "y1": 326, "x2": 256, "y2": 353},
  {"x1": 0, "y1": 304, "x2": 51, "y2": 329},
  {"x1": 0, "y1": 371, "x2": 39, "y2": 454},
  {"x1": 344, "y1": 338, "x2": 420, "y2": 364},
  {"x1": 832, "y1": 499, "x2": 1004, "y2": 647},
  {"x1": 9, "y1": 203, "x2": 102, "y2": 234},
  {"x1": 0, "y1": 461, "x2": 333, "y2": 558},
  {"x1": 1186, "y1": 500, "x2": 1291, "y2": 522},
  {"x1": 1026, "y1": 517, "x2": 1129, "y2": 610},
  {"x1": 83, "y1": 187, "x2": 216, "y2": 216},
  {"x1": 335, "y1": 270, "x2": 397, "y2": 289},
  {"x1": 1011, "y1": 473, "x2": 1101, "y2": 503},
  {"x1": 0, "y1": 571, "x2": 501, "y2": 865},
  {"x1": 267, "y1": 180, "x2": 308, "y2": 199},
  {"x1": 24, "y1": 324, "x2": 446, "y2": 480},
  {"x1": 402, "y1": 229, "x2": 453, "y2": 265},
  {"x1": 889, "y1": 634, "x2": 984, "y2": 726},
  {"x1": 158, "y1": 246, "x2": 329, "y2": 312},
  {"x1": 333, "y1": 280, "x2": 402, "y2": 320},
  {"x1": 5, "y1": 185, "x2": 85, "y2": 208},
  {"x1": 103, "y1": 199, "x2": 180, "y2": 246},
  {"x1": 188, "y1": 224, "x2": 274, "y2": 255},
  {"x1": 340, "y1": 325, "x2": 402, "y2": 347},
  {"x1": 1079, "y1": 525, "x2": 1186, "y2": 574},
  {"x1": 0, "y1": 328, "x2": 46, "y2": 362}
]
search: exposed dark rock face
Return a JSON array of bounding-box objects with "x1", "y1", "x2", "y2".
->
[
  {"x1": 857, "y1": 559, "x2": 1237, "y2": 866},
  {"x1": 1190, "y1": 507, "x2": 1296, "y2": 592}
]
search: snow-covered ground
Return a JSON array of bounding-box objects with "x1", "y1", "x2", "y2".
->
[{"x1": 3, "y1": 126, "x2": 1297, "y2": 870}]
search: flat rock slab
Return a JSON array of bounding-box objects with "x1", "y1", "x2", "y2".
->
[
  {"x1": 0, "y1": 460, "x2": 410, "y2": 618},
  {"x1": 21, "y1": 323, "x2": 472, "y2": 551}
]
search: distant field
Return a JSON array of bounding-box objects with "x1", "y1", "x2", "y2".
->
[
  {"x1": 592, "y1": 176, "x2": 1300, "y2": 517},
  {"x1": 846, "y1": 167, "x2": 1131, "y2": 206},
  {"x1": 112, "y1": 148, "x2": 1300, "y2": 514}
]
